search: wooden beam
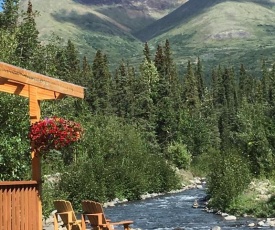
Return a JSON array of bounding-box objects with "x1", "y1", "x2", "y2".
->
[
  {"x1": 37, "y1": 89, "x2": 65, "y2": 100},
  {"x1": 0, "y1": 79, "x2": 29, "y2": 97},
  {"x1": 0, "y1": 62, "x2": 84, "y2": 99},
  {"x1": 0, "y1": 181, "x2": 38, "y2": 186},
  {"x1": 0, "y1": 79, "x2": 66, "y2": 100}
]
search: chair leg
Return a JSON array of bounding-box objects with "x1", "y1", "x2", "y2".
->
[
  {"x1": 54, "y1": 214, "x2": 58, "y2": 230},
  {"x1": 81, "y1": 215, "x2": 87, "y2": 230}
]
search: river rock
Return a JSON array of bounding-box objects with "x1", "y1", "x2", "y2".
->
[
  {"x1": 103, "y1": 201, "x2": 115, "y2": 207},
  {"x1": 257, "y1": 220, "x2": 266, "y2": 226},
  {"x1": 266, "y1": 218, "x2": 275, "y2": 226},
  {"x1": 221, "y1": 212, "x2": 228, "y2": 217},
  {"x1": 247, "y1": 222, "x2": 255, "y2": 227},
  {"x1": 196, "y1": 184, "x2": 203, "y2": 189},
  {"x1": 211, "y1": 226, "x2": 221, "y2": 230},
  {"x1": 224, "y1": 215, "x2": 236, "y2": 220}
]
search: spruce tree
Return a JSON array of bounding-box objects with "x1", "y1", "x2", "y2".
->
[
  {"x1": 238, "y1": 64, "x2": 254, "y2": 104},
  {"x1": 0, "y1": 0, "x2": 19, "y2": 30},
  {"x1": 82, "y1": 56, "x2": 91, "y2": 76},
  {"x1": 80, "y1": 56, "x2": 93, "y2": 100},
  {"x1": 154, "y1": 44, "x2": 165, "y2": 77},
  {"x1": 182, "y1": 60, "x2": 200, "y2": 111},
  {"x1": 223, "y1": 67, "x2": 238, "y2": 110},
  {"x1": 143, "y1": 42, "x2": 151, "y2": 63},
  {"x1": 210, "y1": 68, "x2": 218, "y2": 108},
  {"x1": 89, "y1": 50, "x2": 112, "y2": 115},
  {"x1": 212, "y1": 65, "x2": 226, "y2": 108},
  {"x1": 217, "y1": 67, "x2": 238, "y2": 151},
  {"x1": 238, "y1": 64, "x2": 247, "y2": 103},
  {"x1": 163, "y1": 39, "x2": 176, "y2": 82},
  {"x1": 63, "y1": 39, "x2": 80, "y2": 84},
  {"x1": 270, "y1": 64, "x2": 275, "y2": 106},
  {"x1": 195, "y1": 57, "x2": 205, "y2": 102},
  {"x1": 261, "y1": 59, "x2": 270, "y2": 103},
  {"x1": 66, "y1": 40, "x2": 80, "y2": 74},
  {"x1": 112, "y1": 60, "x2": 132, "y2": 118},
  {"x1": 131, "y1": 58, "x2": 159, "y2": 152},
  {"x1": 55, "y1": 48, "x2": 69, "y2": 79},
  {"x1": 15, "y1": 0, "x2": 39, "y2": 68},
  {"x1": 154, "y1": 40, "x2": 183, "y2": 153},
  {"x1": 51, "y1": 40, "x2": 78, "y2": 79}
]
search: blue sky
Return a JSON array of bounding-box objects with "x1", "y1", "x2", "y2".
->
[{"x1": 0, "y1": 0, "x2": 3, "y2": 12}]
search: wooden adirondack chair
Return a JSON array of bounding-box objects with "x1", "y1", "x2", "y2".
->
[
  {"x1": 81, "y1": 200, "x2": 133, "y2": 230},
  {"x1": 54, "y1": 200, "x2": 83, "y2": 230}
]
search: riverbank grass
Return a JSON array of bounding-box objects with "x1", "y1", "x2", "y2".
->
[{"x1": 227, "y1": 179, "x2": 275, "y2": 218}]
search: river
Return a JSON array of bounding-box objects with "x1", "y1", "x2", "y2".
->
[{"x1": 104, "y1": 188, "x2": 263, "y2": 230}]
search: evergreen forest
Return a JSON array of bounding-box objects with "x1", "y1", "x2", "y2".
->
[{"x1": 2, "y1": 0, "x2": 275, "y2": 219}]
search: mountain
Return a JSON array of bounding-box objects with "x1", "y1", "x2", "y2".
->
[
  {"x1": 134, "y1": 0, "x2": 223, "y2": 41},
  {"x1": 18, "y1": 0, "x2": 186, "y2": 68},
  {"x1": 19, "y1": 0, "x2": 275, "y2": 74},
  {"x1": 143, "y1": 0, "x2": 275, "y2": 72}
]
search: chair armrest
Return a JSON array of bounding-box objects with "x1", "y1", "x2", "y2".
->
[
  {"x1": 82, "y1": 213, "x2": 104, "y2": 225},
  {"x1": 111, "y1": 220, "x2": 133, "y2": 225},
  {"x1": 108, "y1": 220, "x2": 133, "y2": 230}
]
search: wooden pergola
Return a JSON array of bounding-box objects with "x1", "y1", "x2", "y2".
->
[{"x1": 0, "y1": 62, "x2": 84, "y2": 229}]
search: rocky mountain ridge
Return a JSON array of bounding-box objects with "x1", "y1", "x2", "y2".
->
[{"x1": 77, "y1": 0, "x2": 188, "y2": 10}]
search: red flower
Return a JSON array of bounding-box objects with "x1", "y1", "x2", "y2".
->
[{"x1": 29, "y1": 117, "x2": 83, "y2": 153}]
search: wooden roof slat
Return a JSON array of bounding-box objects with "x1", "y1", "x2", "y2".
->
[{"x1": 0, "y1": 62, "x2": 84, "y2": 99}]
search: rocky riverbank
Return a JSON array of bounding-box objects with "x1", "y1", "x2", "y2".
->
[
  {"x1": 199, "y1": 178, "x2": 275, "y2": 229},
  {"x1": 44, "y1": 172, "x2": 275, "y2": 230},
  {"x1": 43, "y1": 172, "x2": 203, "y2": 230}
]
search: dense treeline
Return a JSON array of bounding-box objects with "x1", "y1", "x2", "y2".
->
[{"x1": 2, "y1": 0, "x2": 275, "y2": 218}]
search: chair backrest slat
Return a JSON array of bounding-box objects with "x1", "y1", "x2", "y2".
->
[
  {"x1": 82, "y1": 200, "x2": 107, "y2": 225},
  {"x1": 54, "y1": 200, "x2": 80, "y2": 229}
]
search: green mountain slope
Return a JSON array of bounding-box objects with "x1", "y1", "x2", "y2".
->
[
  {"x1": 134, "y1": 0, "x2": 223, "y2": 41},
  {"x1": 148, "y1": 0, "x2": 275, "y2": 73},
  {"x1": 19, "y1": 0, "x2": 275, "y2": 74},
  {"x1": 19, "y1": 0, "x2": 145, "y2": 67},
  {"x1": 18, "y1": 0, "x2": 187, "y2": 68}
]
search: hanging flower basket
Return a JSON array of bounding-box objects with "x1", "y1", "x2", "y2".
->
[{"x1": 29, "y1": 117, "x2": 83, "y2": 153}]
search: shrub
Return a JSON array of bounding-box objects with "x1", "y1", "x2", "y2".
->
[
  {"x1": 227, "y1": 179, "x2": 275, "y2": 217},
  {"x1": 190, "y1": 149, "x2": 216, "y2": 177},
  {"x1": 227, "y1": 191, "x2": 268, "y2": 217},
  {"x1": 167, "y1": 142, "x2": 192, "y2": 170},
  {"x1": 56, "y1": 115, "x2": 180, "y2": 208},
  {"x1": 207, "y1": 149, "x2": 251, "y2": 211}
]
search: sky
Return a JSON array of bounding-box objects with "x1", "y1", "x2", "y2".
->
[{"x1": 0, "y1": 0, "x2": 3, "y2": 12}]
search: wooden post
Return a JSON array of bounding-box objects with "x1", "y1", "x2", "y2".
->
[{"x1": 29, "y1": 85, "x2": 42, "y2": 230}]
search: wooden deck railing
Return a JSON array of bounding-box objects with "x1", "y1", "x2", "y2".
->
[{"x1": 0, "y1": 181, "x2": 40, "y2": 230}]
